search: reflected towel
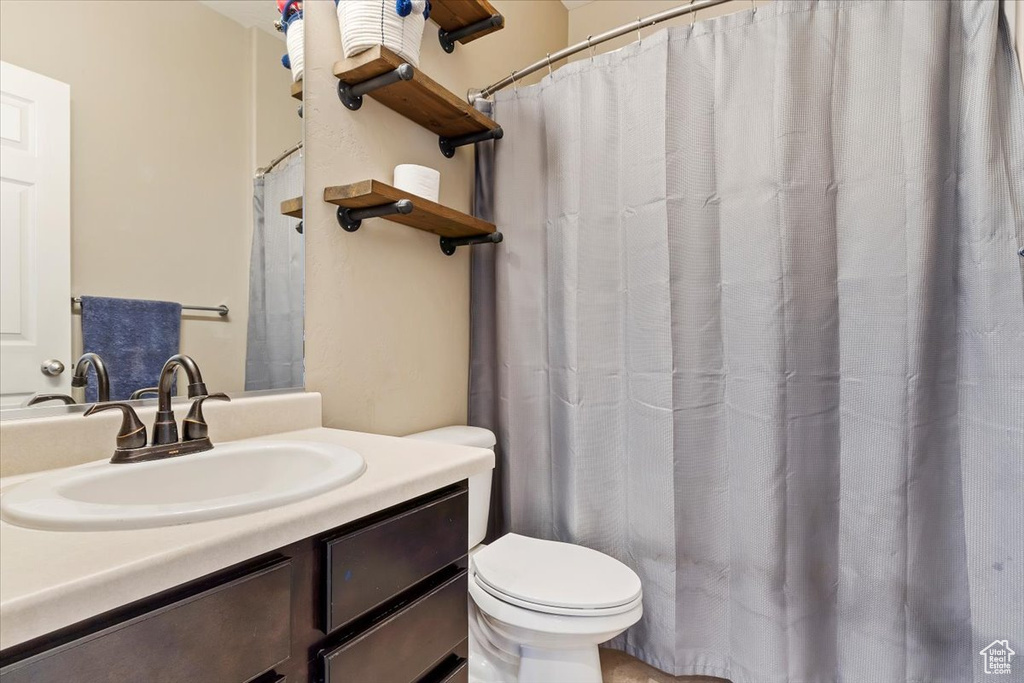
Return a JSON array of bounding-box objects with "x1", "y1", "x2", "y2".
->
[{"x1": 80, "y1": 296, "x2": 181, "y2": 401}]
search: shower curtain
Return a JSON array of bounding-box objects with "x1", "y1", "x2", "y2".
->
[
  {"x1": 469, "y1": 2, "x2": 1024, "y2": 681},
  {"x1": 246, "y1": 152, "x2": 304, "y2": 390}
]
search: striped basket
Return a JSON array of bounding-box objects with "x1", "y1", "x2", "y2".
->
[
  {"x1": 282, "y1": 0, "x2": 304, "y2": 82},
  {"x1": 336, "y1": 0, "x2": 428, "y2": 68}
]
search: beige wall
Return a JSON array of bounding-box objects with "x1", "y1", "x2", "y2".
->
[
  {"x1": 254, "y1": 28, "x2": 304, "y2": 171},
  {"x1": 303, "y1": 0, "x2": 567, "y2": 435},
  {"x1": 0, "y1": 1, "x2": 298, "y2": 397},
  {"x1": 567, "y1": 0, "x2": 769, "y2": 58}
]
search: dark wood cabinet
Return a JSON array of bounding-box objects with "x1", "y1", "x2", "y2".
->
[
  {"x1": 0, "y1": 482, "x2": 469, "y2": 683},
  {"x1": 0, "y1": 559, "x2": 292, "y2": 683},
  {"x1": 324, "y1": 485, "x2": 467, "y2": 633},
  {"x1": 322, "y1": 571, "x2": 467, "y2": 683}
]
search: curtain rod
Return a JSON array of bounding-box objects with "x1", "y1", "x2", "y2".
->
[
  {"x1": 257, "y1": 141, "x2": 303, "y2": 176},
  {"x1": 475, "y1": 0, "x2": 737, "y2": 100}
]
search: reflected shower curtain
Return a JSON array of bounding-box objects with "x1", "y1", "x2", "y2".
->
[
  {"x1": 469, "y1": 2, "x2": 1024, "y2": 681},
  {"x1": 246, "y1": 152, "x2": 304, "y2": 390}
]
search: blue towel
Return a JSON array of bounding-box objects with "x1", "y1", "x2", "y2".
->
[{"x1": 80, "y1": 296, "x2": 182, "y2": 401}]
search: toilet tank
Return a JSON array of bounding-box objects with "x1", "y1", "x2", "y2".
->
[{"x1": 404, "y1": 426, "x2": 495, "y2": 549}]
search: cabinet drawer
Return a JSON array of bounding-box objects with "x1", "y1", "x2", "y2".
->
[
  {"x1": 324, "y1": 486, "x2": 467, "y2": 632},
  {"x1": 434, "y1": 660, "x2": 468, "y2": 683},
  {"x1": 418, "y1": 656, "x2": 468, "y2": 683},
  {"x1": 322, "y1": 570, "x2": 467, "y2": 683},
  {"x1": 1, "y1": 560, "x2": 292, "y2": 683}
]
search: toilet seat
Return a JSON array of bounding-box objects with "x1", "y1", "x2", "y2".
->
[
  {"x1": 471, "y1": 533, "x2": 642, "y2": 617},
  {"x1": 473, "y1": 571, "x2": 644, "y2": 617},
  {"x1": 468, "y1": 576, "x2": 644, "y2": 641}
]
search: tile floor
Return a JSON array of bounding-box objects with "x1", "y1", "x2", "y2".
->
[{"x1": 600, "y1": 648, "x2": 730, "y2": 683}]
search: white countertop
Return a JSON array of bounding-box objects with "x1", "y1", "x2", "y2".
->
[{"x1": 0, "y1": 427, "x2": 493, "y2": 650}]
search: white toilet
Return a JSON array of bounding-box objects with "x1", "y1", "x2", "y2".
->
[{"x1": 405, "y1": 426, "x2": 643, "y2": 683}]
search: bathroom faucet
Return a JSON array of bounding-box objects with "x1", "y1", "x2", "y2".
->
[
  {"x1": 71, "y1": 352, "x2": 111, "y2": 403},
  {"x1": 152, "y1": 354, "x2": 209, "y2": 445},
  {"x1": 84, "y1": 354, "x2": 229, "y2": 464}
]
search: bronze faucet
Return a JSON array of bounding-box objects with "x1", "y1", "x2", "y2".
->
[
  {"x1": 26, "y1": 393, "x2": 76, "y2": 406},
  {"x1": 152, "y1": 354, "x2": 209, "y2": 445},
  {"x1": 84, "y1": 354, "x2": 230, "y2": 464},
  {"x1": 71, "y1": 352, "x2": 111, "y2": 403}
]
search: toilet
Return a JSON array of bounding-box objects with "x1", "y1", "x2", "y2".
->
[{"x1": 405, "y1": 426, "x2": 643, "y2": 683}]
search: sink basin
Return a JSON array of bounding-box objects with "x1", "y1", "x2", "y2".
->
[{"x1": 0, "y1": 440, "x2": 365, "y2": 531}]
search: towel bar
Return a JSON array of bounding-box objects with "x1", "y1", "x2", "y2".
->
[{"x1": 71, "y1": 298, "x2": 229, "y2": 317}]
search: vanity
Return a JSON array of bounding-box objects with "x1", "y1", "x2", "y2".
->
[
  {"x1": 0, "y1": 394, "x2": 494, "y2": 683},
  {"x1": 2, "y1": 483, "x2": 469, "y2": 683},
  {"x1": 0, "y1": 1, "x2": 493, "y2": 679}
]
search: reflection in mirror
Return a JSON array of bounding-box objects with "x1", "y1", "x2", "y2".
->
[{"x1": 0, "y1": 0, "x2": 304, "y2": 415}]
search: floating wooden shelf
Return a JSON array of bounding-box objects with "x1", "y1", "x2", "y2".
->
[
  {"x1": 431, "y1": 0, "x2": 504, "y2": 47},
  {"x1": 281, "y1": 196, "x2": 303, "y2": 218},
  {"x1": 334, "y1": 45, "x2": 500, "y2": 145},
  {"x1": 324, "y1": 180, "x2": 494, "y2": 239},
  {"x1": 290, "y1": 79, "x2": 303, "y2": 101}
]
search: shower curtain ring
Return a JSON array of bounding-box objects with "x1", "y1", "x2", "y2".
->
[
  {"x1": 510, "y1": 69, "x2": 518, "y2": 93},
  {"x1": 587, "y1": 34, "x2": 595, "y2": 60},
  {"x1": 546, "y1": 53, "x2": 553, "y2": 76},
  {"x1": 636, "y1": 17, "x2": 643, "y2": 44},
  {"x1": 690, "y1": 1, "x2": 698, "y2": 26}
]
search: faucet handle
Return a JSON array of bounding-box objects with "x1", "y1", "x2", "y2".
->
[
  {"x1": 84, "y1": 402, "x2": 148, "y2": 451},
  {"x1": 25, "y1": 393, "x2": 76, "y2": 407},
  {"x1": 129, "y1": 386, "x2": 159, "y2": 401},
  {"x1": 182, "y1": 393, "x2": 230, "y2": 441}
]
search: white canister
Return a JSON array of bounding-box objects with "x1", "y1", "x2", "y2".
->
[{"x1": 394, "y1": 164, "x2": 440, "y2": 202}]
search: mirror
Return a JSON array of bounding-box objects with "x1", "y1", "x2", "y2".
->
[{"x1": 0, "y1": 0, "x2": 304, "y2": 415}]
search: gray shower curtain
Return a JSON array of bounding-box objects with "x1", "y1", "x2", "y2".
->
[
  {"x1": 469, "y1": 2, "x2": 1024, "y2": 681},
  {"x1": 246, "y1": 152, "x2": 304, "y2": 390}
]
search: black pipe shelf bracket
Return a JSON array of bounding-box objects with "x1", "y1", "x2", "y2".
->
[
  {"x1": 336, "y1": 199, "x2": 414, "y2": 232},
  {"x1": 337, "y1": 63, "x2": 414, "y2": 111},
  {"x1": 438, "y1": 14, "x2": 504, "y2": 53},
  {"x1": 325, "y1": 179, "x2": 501, "y2": 256},
  {"x1": 439, "y1": 126, "x2": 503, "y2": 158},
  {"x1": 439, "y1": 232, "x2": 503, "y2": 256}
]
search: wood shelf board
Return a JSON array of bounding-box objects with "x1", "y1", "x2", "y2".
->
[
  {"x1": 333, "y1": 46, "x2": 498, "y2": 138},
  {"x1": 431, "y1": 0, "x2": 503, "y2": 44},
  {"x1": 323, "y1": 180, "x2": 495, "y2": 239},
  {"x1": 290, "y1": 80, "x2": 303, "y2": 101},
  {"x1": 281, "y1": 197, "x2": 303, "y2": 218}
]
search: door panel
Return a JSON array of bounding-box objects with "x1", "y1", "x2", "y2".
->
[{"x1": 0, "y1": 61, "x2": 71, "y2": 407}]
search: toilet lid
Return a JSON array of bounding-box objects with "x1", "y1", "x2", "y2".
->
[{"x1": 471, "y1": 534, "x2": 642, "y2": 612}]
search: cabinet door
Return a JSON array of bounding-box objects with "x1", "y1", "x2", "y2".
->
[
  {"x1": 322, "y1": 571, "x2": 467, "y2": 683},
  {"x1": 324, "y1": 486, "x2": 467, "y2": 632},
  {"x1": 0, "y1": 560, "x2": 292, "y2": 683}
]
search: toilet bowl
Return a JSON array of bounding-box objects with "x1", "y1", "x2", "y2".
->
[{"x1": 405, "y1": 427, "x2": 643, "y2": 683}]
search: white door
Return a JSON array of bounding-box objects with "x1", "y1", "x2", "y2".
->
[{"x1": 0, "y1": 61, "x2": 71, "y2": 408}]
